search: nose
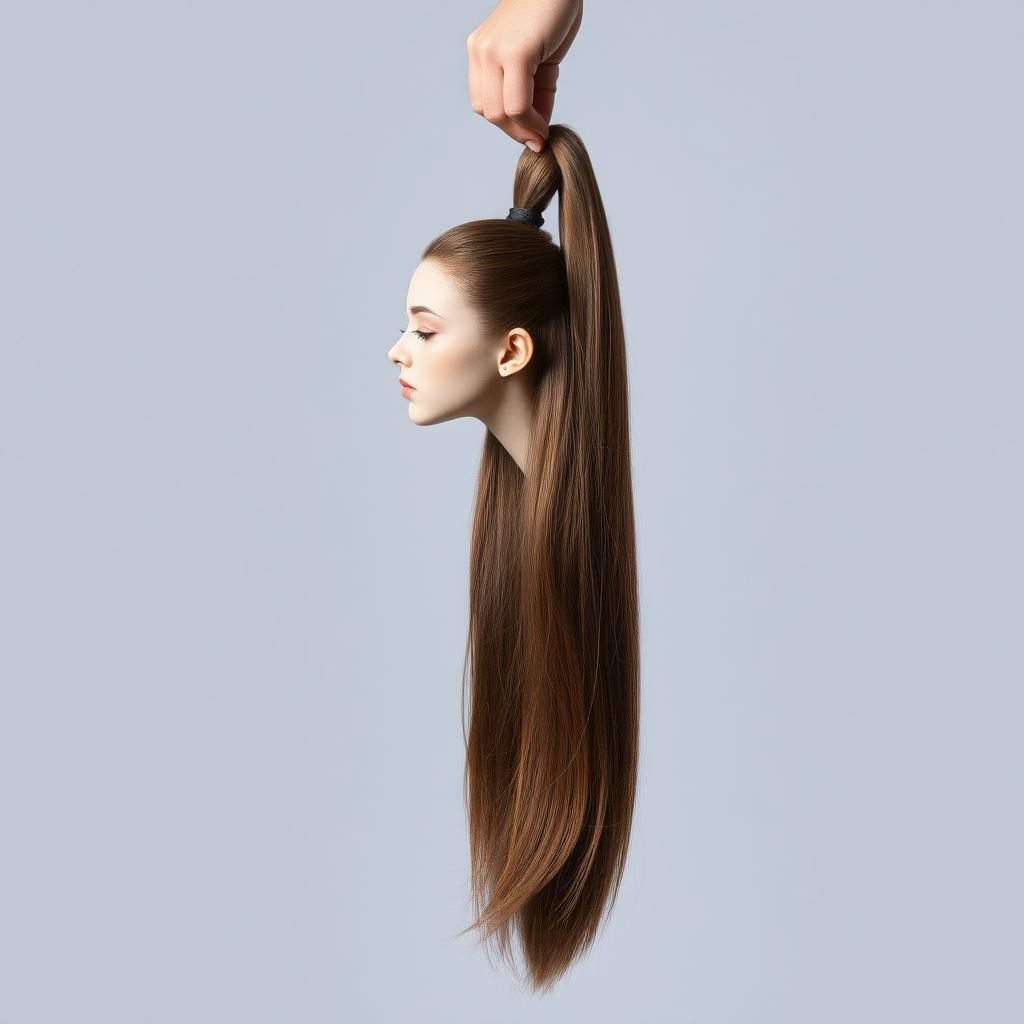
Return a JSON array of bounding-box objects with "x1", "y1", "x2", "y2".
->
[{"x1": 388, "y1": 332, "x2": 411, "y2": 367}]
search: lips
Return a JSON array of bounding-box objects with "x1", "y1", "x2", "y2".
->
[{"x1": 399, "y1": 378, "x2": 415, "y2": 390}]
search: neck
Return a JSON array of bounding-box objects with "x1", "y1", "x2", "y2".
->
[{"x1": 480, "y1": 372, "x2": 534, "y2": 474}]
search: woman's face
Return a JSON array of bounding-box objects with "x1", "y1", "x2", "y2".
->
[{"x1": 387, "y1": 260, "x2": 505, "y2": 426}]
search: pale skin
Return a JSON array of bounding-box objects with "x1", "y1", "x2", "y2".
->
[
  {"x1": 388, "y1": 260, "x2": 536, "y2": 473},
  {"x1": 467, "y1": 0, "x2": 583, "y2": 151}
]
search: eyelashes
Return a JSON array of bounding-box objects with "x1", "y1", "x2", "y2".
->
[{"x1": 398, "y1": 328, "x2": 436, "y2": 341}]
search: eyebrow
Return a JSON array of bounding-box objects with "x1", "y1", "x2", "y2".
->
[{"x1": 409, "y1": 304, "x2": 445, "y2": 318}]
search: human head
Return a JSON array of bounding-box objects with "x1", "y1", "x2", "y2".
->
[
  {"x1": 386, "y1": 258, "x2": 539, "y2": 429},
  {"x1": 388, "y1": 141, "x2": 573, "y2": 446},
  {"x1": 388, "y1": 126, "x2": 637, "y2": 993}
]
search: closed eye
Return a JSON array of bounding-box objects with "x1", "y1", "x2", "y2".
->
[{"x1": 412, "y1": 330, "x2": 435, "y2": 341}]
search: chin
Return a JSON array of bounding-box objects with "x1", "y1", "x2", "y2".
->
[
  {"x1": 409, "y1": 404, "x2": 439, "y2": 426},
  {"x1": 409, "y1": 404, "x2": 463, "y2": 428}
]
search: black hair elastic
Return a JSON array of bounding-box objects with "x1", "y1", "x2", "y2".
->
[{"x1": 506, "y1": 206, "x2": 545, "y2": 228}]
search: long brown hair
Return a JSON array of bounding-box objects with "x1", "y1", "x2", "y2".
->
[{"x1": 422, "y1": 125, "x2": 639, "y2": 990}]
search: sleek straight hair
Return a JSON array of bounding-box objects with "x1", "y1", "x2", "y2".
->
[{"x1": 422, "y1": 125, "x2": 639, "y2": 990}]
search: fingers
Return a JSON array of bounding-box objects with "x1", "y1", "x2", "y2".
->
[
  {"x1": 467, "y1": 0, "x2": 583, "y2": 149},
  {"x1": 467, "y1": 31, "x2": 484, "y2": 116},
  {"x1": 503, "y1": 64, "x2": 550, "y2": 146},
  {"x1": 471, "y1": 42, "x2": 548, "y2": 151},
  {"x1": 531, "y1": 63, "x2": 560, "y2": 129}
]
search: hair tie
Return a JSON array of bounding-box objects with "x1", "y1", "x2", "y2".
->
[{"x1": 506, "y1": 206, "x2": 544, "y2": 228}]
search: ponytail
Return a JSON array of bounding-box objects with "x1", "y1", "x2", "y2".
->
[{"x1": 424, "y1": 126, "x2": 639, "y2": 989}]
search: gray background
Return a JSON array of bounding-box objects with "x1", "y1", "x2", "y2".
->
[{"x1": 1, "y1": 1, "x2": 1021, "y2": 1021}]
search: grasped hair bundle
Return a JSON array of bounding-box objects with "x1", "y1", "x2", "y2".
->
[{"x1": 422, "y1": 126, "x2": 640, "y2": 990}]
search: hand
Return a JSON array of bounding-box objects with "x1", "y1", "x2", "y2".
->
[{"x1": 467, "y1": 0, "x2": 584, "y2": 151}]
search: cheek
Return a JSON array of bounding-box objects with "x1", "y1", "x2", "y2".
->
[{"x1": 424, "y1": 345, "x2": 493, "y2": 398}]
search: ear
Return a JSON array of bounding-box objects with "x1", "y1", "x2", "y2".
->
[{"x1": 497, "y1": 327, "x2": 535, "y2": 377}]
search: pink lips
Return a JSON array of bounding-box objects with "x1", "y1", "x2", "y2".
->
[{"x1": 400, "y1": 378, "x2": 415, "y2": 400}]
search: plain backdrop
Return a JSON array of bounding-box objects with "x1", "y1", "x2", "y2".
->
[{"x1": 1, "y1": 2, "x2": 1022, "y2": 1022}]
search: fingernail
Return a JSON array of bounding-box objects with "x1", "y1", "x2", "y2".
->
[{"x1": 525, "y1": 139, "x2": 541, "y2": 153}]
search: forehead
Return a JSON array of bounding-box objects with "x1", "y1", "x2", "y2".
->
[{"x1": 407, "y1": 260, "x2": 475, "y2": 321}]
